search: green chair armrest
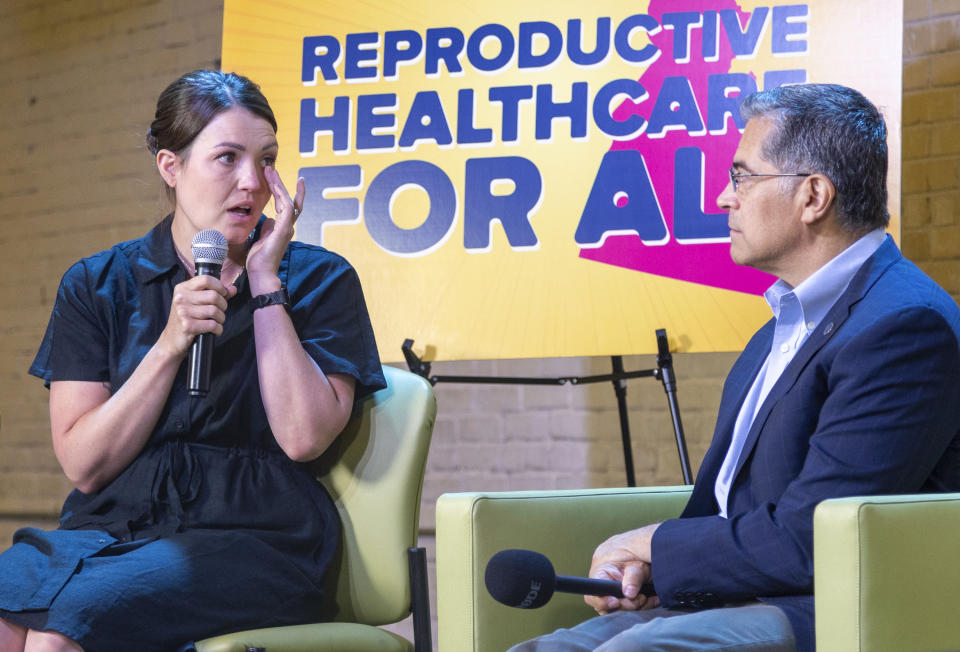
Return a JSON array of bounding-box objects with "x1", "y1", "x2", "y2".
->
[
  {"x1": 814, "y1": 493, "x2": 960, "y2": 652},
  {"x1": 194, "y1": 622, "x2": 412, "y2": 652},
  {"x1": 436, "y1": 486, "x2": 692, "y2": 652}
]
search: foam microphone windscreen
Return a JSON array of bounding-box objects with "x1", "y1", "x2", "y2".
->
[{"x1": 485, "y1": 549, "x2": 556, "y2": 609}]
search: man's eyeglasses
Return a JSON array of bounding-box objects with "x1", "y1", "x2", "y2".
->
[{"x1": 728, "y1": 168, "x2": 811, "y2": 192}]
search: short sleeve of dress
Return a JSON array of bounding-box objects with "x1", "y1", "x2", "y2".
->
[
  {"x1": 29, "y1": 259, "x2": 110, "y2": 387},
  {"x1": 282, "y1": 243, "x2": 386, "y2": 401}
]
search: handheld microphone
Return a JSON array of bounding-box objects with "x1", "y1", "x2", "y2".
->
[
  {"x1": 484, "y1": 549, "x2": 655, "y2": 609},
  {"x1": 188, "y1": 229, "x2": 228, "y2": 397}
]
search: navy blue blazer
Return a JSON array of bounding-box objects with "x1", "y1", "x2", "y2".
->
[{"x1": 651, "y1": 236, "x2": 960, "y2": 652}]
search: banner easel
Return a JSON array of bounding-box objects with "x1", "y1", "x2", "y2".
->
[{"x1": 402, "y1": 329, "x2": 693, "y2": 486}]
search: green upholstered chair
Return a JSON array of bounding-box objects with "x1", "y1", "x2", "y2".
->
[
  {"x1": 814, "y1": 493, "x2": 960, "y2": 652},
  {"x1": 192, "y1": 365, "x2": 437, "y2": 652},
  {"x1": 436, "y1": 487, "x2": 960, "y2": 652},
  {"x1": 435, "y1": 486, "x2": 692, "y2": 652}
]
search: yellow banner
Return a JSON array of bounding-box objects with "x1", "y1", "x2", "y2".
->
[{"x1": 222, "y1": 0, "x2": 901, "y2": 362}]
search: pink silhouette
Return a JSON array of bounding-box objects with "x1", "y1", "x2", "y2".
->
[{"x1": 579, "y1": 0, "x2": 776, "y2": 295}]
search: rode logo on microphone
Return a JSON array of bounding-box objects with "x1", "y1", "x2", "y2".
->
[{"x1": 520, "y1": 580, "x2": 542, "y2": 609}]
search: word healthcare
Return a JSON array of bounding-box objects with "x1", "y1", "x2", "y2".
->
[{"x1": 296, "y1": 6, "x2": 809, "y2": 256}]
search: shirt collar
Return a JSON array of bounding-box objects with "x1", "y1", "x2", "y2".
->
[
  {"x1": 133, "y1": 214, "x2": 182, "y2": 284},
  {"x1": 132, "y1": 213, "x2": 268, "y2": 285},
  {"x1": 764, "y1": 228, "x2": 886, "y2": 327}
]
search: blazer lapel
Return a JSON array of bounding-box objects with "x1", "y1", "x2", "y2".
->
[
  {"x1": 729, "y1": 236, "x2": 903, "y2": 481},
  {"x1": 685, "y1": 320, "x2": 774, "y2": 510},
  {"x1": 712, "y1": 327, "x2": 772, "y2": 453}
]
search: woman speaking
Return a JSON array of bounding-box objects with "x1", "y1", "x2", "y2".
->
[{"x1": 0, "y1": 69, "x2": 385, "y2": 651}]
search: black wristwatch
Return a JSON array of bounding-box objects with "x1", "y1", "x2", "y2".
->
[{"x1": 249, "y1": 288, "x2": 290, "y2": 313}]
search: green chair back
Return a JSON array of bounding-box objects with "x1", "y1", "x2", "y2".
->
[
  {"x1": 316, "y1": 364, "x2": 437, "y2": 625},
  {"x1": 193, "y1": 365, "x2": 437, "y2": 652}
]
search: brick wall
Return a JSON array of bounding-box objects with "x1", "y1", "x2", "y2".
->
[
  {"x1": 0, "y1": 0, "x2": 224, "y2": 541},
  {"x1": 902, "y1": 0, "x2": 960, "y2": 298},
  {"x1": 1, "y1": 0, "x2": 959, "y2": 648},
  {"x1": 418, "y1": 352, "x2": 732, "y2": 530}
]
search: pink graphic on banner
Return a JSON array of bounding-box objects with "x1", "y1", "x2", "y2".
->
[{"x1": 578, "y1": 0, "x2": 776, "y2": 295}]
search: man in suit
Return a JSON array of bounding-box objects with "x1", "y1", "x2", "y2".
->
[{"x1": 510, "y1": 84, "x2": 960, "y2": 652}]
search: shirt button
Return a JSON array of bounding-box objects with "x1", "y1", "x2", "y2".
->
[
  {"x1": 174, "y1": 421, "x2": 185, "y2": 430},
  {"x1": 780, "y1": 343, "x2": 790, "y2": 353},
  {"x1": 806, "y1": 321, "x2": 816, "y2": 331}
]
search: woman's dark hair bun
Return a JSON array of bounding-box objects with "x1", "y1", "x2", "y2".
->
[{"x1": 145, "y1": 129, "x2": 160, "y2": 155}]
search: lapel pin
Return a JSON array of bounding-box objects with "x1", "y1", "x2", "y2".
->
[{"x1": 823, "y1": 322, "x2": 834, "y2": 336}]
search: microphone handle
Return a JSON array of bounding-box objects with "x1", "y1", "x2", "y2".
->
[
  {"x1": 188, "y1": 261, "x2": 222, "y2": 398},
  {"x1": 555, "y1": 574, "x2": 656, "y2": 598}
]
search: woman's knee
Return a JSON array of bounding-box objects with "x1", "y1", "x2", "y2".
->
[
  {"x1": 24, "y1": 629, "x2": 83, "y2": 652},
  {"x1": 1, "y1": 617, "x2": 28, "y2": 651}
]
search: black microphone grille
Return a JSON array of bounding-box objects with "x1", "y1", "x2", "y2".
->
[
  {"x1": 484, "y1": 549, "x2": 555, "y2": 609},
  {"x1": 191, "y1": 229, "x2": 228, "y2": 264}
]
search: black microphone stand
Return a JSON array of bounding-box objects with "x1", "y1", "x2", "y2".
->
[{"x1": 402, "y1": 328, "x2": 693, "y2": 486}]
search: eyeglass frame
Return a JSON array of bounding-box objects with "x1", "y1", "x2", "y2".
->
[{"x1": 728, "y1": 168, "x2": 812, "y2": 192}]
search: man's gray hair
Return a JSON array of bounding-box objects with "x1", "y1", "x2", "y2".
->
[{"x1": 740, "y1": 83, "x2": 889, "y2": 233}]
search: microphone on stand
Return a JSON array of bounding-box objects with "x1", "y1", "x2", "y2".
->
[
  {"x1": 188, "y1": 229, "x2": 228, "y2": 397},
  {"x1": 484, "y1": 549, "x2": 655, "y2": 609}
]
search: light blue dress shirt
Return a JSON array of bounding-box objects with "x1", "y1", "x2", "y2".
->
[{"x1": 714, "y1": 229, "x2": 886, "y2": 517}]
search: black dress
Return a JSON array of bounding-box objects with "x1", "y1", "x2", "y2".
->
[{"x1": 0, "y1": 215, "x2": 385, "y2": 651}]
